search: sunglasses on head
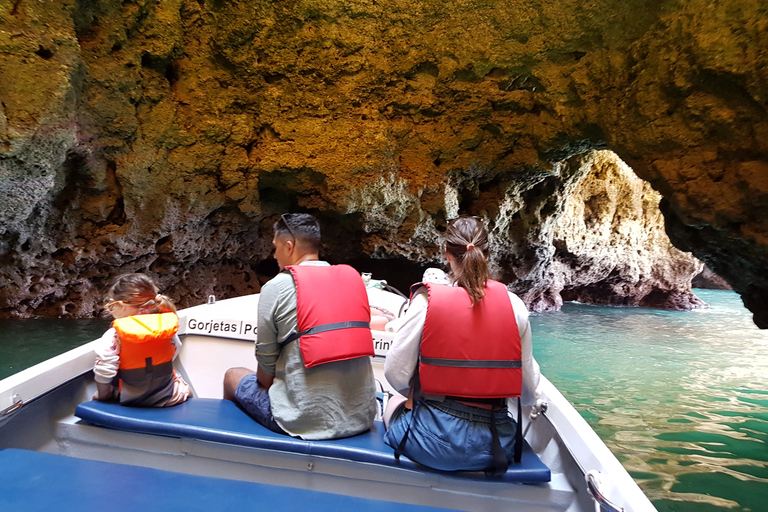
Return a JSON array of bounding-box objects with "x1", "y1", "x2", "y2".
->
[{"x1": 280, "y1": 213, "x2": 297, "y2": 240}]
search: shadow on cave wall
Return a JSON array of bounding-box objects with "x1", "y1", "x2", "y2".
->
[
  {"x1": 251, "y1": 251, "x2": 430, "y2": 298},
  {"x1": 253, "y1": 169, "x2": 432, "y2": 296}
]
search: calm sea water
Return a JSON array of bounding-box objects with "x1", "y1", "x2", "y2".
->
[
  {"x1": 0, "y1": 318, "x2": 109, "y2": 380},
  {"x1": 1, "y1": 289, "x2": 766, "y2": 511},
  {"x1": 530, "y1": 289, "x2": 768, "y2": 512}
]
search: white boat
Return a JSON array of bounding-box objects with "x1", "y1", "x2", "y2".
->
[{"x1": 0, "y1": 276, "x2": 655, "y2": 512}]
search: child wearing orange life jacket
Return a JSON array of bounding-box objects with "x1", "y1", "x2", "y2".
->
[{"x1": 93, "y1": 273, "x2": 191, "y2": 407}]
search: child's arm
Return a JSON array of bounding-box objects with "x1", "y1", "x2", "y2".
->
[
  {"x1": 171, "y1": 334, "x2": 182, "y2": 360},
  {"x1": 93, "y1": 328, "x2": 120, "y2": 401},
  {"x1": 95, "y1": 382, "x2": 115, "y2": 401}
]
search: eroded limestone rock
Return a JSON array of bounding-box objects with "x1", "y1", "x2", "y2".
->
[
  {"x1": 551, "y1": 151, "x2": 705, "y2": 310},
  {"x1": 0, "y1": 1, "x2": 765, "y2": 325}
]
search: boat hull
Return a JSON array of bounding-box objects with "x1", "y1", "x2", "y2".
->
[{"x1": 0, "y1": 289, "x2": 656, "y2": 512}]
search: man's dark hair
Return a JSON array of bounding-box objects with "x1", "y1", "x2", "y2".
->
[{"x1": 274, "y1": 213, "x2": 321, "y2": 252}]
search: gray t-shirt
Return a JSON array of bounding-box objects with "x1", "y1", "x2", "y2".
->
[{"x1": 256, "y1": 260, "x2": 377, "y2": 440}]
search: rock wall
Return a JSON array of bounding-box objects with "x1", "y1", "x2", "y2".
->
[
  {"x1": 692, "y1": 265, "x2": 732, "y2": 290},
  {"x1": 0, "y1": 1, "x2": 765, "y2": 325},
  {"x1": 551, "y1": 151, "x2": 704, "y2": 310}
]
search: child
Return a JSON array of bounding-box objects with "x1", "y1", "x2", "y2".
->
[{"x1": 93, "y1": 273, "x2": 191, "y2": 407}]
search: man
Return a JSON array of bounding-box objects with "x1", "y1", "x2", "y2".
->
[{"x1": 224, "y1": 213, "x2": 377, "y2": 440}]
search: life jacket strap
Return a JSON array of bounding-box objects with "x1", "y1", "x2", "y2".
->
[
  {"x1": 393, "y1": 399, "x2": 419, "y2": 462},
  {"x1": 393, "y1": 380, "x2": 424, "y2": 463},
  {"x1": 514, "y1": 397, "x2": 523, "y2": 464},
  {"x1": 419, "y1": 356, "x2": 522, "y2": 369},
  {"x1": 279, "y1": 321, "x2": 371, "y2": 348},
  {"x1": 484, "y1": 397, "x2": 523, "y2": 477},
  {"x1": 485, "y1": 408, "x2": 509, "y2": 477}
]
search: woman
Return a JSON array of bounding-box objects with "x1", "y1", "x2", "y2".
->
[{"x1": 383, "y1": 216, "x2": 541, "y2": 473}]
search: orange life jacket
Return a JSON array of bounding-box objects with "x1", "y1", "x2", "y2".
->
[
  {"x1": 113, "y1": 312, "x2": 179, "y2": 406},
  {"x1": 417, "y1": 281, "x2": 522, "y2": 399},
  {"x1": 282, "y1": 264, "x2": 374, "y2": 368}
]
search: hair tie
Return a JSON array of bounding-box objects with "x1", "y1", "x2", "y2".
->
[
  {"x1": 155, "y1": 294, "x2": 162, "y2": 303},
  {"x1": 466, "y1": 243, "x2": 475, "y2": 250}
]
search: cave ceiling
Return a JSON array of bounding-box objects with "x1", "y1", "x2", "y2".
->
[{"x1": 0, "y1": 0, "x2": 766, "y2": 326}]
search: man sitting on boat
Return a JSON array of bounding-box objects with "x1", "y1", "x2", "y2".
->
[
  {"x1": 224, "y1": 213, "x2": 377, "y2": 440},
  {"x1": 383, "y1": 216, "x2": 541, "y2": 474}
]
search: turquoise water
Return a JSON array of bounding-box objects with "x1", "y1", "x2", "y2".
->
[
  {"x1": 0, "y1": 318, "x2": 108, "y2": 380},
  {"x1": 2, "y1": 289, "x2": 767, "y2": 510},
  {"x1": 531, "y1": 289, "x2": 768, "y2": 512}
]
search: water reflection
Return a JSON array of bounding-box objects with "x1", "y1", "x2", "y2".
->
[{"x1": 531, "y1": 290, "x2": 768, "y2": 512}]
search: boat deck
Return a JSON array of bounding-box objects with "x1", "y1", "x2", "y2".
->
[
  {"x1": 0, "y1": 448, "x2": 452, "y2": 512},
  {"x1": 0, "y1": 367, "x2": 581, "y2": 511},
  {"x1": 0, "y1": 289, "x2": 656, "y2": 512},
  {"x1": 48, "y1": 393, "x2": 575, "y2": 512}
]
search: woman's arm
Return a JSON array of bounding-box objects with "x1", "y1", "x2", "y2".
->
[
  {"x1": 509, "y1": 292, "x2": 541, "y2": 401},
  {"x1": 384, "y1": 290, "x2": 428, "y2": 396}
]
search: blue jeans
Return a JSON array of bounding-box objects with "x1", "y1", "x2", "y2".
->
[
  {"x1": 233, "y1": 373, "x2": 287, "y2": 435},
  {"x1": 384, "y1": 399, "x2": 517, "y2": 471}
]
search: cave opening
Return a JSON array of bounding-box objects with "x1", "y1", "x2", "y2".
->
[{"x1": 249, "y1": 253, "x2": 431, "y2": 298}]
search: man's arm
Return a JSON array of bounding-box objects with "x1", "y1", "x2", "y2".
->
[
  {"x1": 256, "y1": 366, "x2": 274, "y2": 389},
  {"x1": 255, "y1": 274, "x2": 290, "y2": 389}
]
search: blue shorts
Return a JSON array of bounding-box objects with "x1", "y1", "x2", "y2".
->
[
  {"x1": 233, "y1": 373, "x2": 287, "y2": 435},
  {"x1": 384, "y1": 399, "x2": 517, "y2": 472}
]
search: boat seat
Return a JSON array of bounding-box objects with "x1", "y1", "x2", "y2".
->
[
  {"x1": 0, "y1": 448, "x2": 450, "y2": 512},
  {"x1": 74, "y1": 398, "x2": 551, "y2": 483}
]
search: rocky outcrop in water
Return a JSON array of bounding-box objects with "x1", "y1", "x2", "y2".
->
[
  {"x1": 0, "y1": 1, "x2": 765, "y2": 325},
  {"x1": 550, "y1": 152, "x2": 704, "y2": 310}
]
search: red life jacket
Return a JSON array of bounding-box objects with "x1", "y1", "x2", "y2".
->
[
  {"x1": 283, "y1": 264, "x2": 374, "y2": 368},
  {"x1": 417, "y1": 281, "x2": 522, "y2": 399},
  {"x1": 113, "y1": 312, "x2": 179, "y2": 406}
]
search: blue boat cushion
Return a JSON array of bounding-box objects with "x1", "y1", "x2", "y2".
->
[
  {"x1": 0, "y1": 448, "x2": 451, "y2": 512},
  {"x1": 74, "y1": 398, "x2": 551, "y2": 483}
]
